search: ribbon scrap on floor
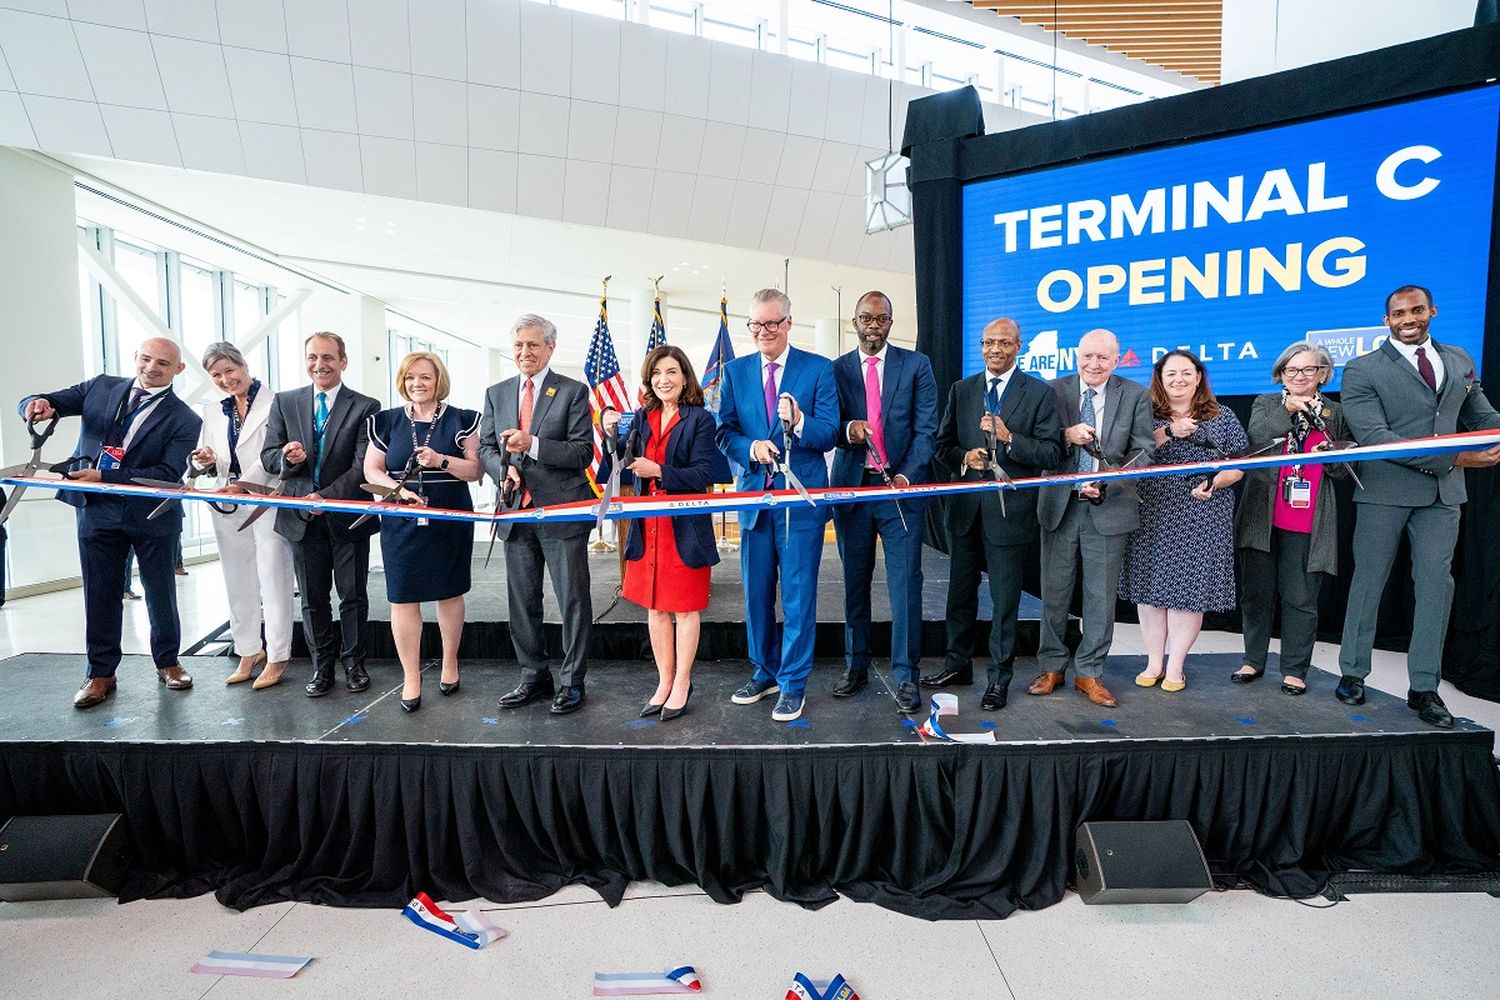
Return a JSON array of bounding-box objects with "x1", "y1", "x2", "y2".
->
[
  {"x1": 788, "y1": 972, "x2": 860, "y2": 1000},
  {"x1": 401, "y1": 892, "x2": 508, "y2": 950},
  {"x1": 592, "y1": 966, "x2": 702, "y2": 995},
  {"x1": 189, "y1": 950, "x2": 313, "y2": 978},
  {"x1": 917, "y1": 692, "x2": 997, "y2": 744}
]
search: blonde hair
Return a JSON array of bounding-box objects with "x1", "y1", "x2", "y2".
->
[{"x1": 395, "y1": 351, "x2": 451, "y2": 402}]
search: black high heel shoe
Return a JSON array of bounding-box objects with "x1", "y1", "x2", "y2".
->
[
  {"x1": 660, "y1": 683, "x2": 693, "y2": 722},
  {"x1": 401, "y1": 694, "x2": 422, "y2": 713},
  {"x1": 639, "y1": 699, "x2": 664, "y2": 718},
  {"x1": 440, "y1": 678, "x2": 460, "y2": 696}
]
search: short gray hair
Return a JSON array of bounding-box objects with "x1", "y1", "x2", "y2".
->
[
  {"x1": 201, "y1": 341, "x2": 248, "y2": 373},
  {"x1": 751, "y1": 287, "x2": 791, "y2": 315},
  {"x1": 512, "y1": 313, "x2": 557, "y2": 346},
  {"x1": 1270, "y1": 341, "x2": 1334, "y2": 384}
]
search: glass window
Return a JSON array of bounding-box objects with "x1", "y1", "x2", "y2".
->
[
  {"x1": 110, "y1": 241, "x2": 162, "y2": 375},
  {"x1": 178, "y1": 257, "x2": 217, "y2": 361}
]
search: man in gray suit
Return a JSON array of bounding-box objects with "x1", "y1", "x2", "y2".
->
[
  {"x1": 1031, "y1": 329, "x2": 1154, "y2": 708},
  {"x1": 479, "y1": 314, "x2": 596, "y2": 715},
  {"x1": 1337, "y1": 284, "x2": 1500, "y2": 727},
  {"x1": 262, "y1": 331, "x2": 381, "y2": 698}
]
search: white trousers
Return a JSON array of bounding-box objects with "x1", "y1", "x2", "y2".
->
[{"x1": 211, "y1": 505, "x2": 297, "y2": 661}]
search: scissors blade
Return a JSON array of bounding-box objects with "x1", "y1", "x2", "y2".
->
[
  {"x1": 783, "y1": 464, "x2": 816, "y2": 507},
  {"x1": 235, "y1": 477, "x2": 287, "y2": 531},
  {"x1": 0, "y1": 483, "x2": 27, "y2": 525},
  {"x1": 129, "y1": 477, "x2": 191, "y2": 520},
  {"x1": 0, "y1": 461, "x2": 35, "y2": 478},
  {"x1": 596, "y1": 465, "x2": 620, "y2": 535},
  {"x1": 351, "y1": 465, "x2": 416, "y2": 529}
]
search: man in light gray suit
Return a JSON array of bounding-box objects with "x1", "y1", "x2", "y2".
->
[
  {"x1": 1030, "y1": 329, "x2": 1154, "y2": 708},
  {"x1": 479, "y1": 314, "x2": 596, "y2": 715},
  {"x1": 1337, "y1": 284, "x2": 1500, "y2": 727}
]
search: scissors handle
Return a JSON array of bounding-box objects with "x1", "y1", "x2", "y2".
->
[{"x1": 27, "y1": 412, "x2": 60, "y2": 450}]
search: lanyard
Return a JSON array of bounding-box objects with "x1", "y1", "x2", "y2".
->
[{"x1": 407, "y1": 402, "x2": 444, "y2": 492}]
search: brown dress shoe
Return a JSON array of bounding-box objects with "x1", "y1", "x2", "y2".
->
[
  {"x1": 74, "y1": 676, "x2": 117, "y2": 709},
  {"x1": 157, "y1": 665, "x2": 194, "y2": 690},
  {"x1": 1028, "y1": 671, "x2": 1065, "y2": 695},
  {"x1": 1074, "y1": 676, "x2": 1118, "y2": 707}
]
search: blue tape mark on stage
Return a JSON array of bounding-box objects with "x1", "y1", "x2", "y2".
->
[
  {"x1": 786, "y1": 719, "x2": 811, "y2": 729},
  {"x1": 1098, "y1": 719, "x2": 1117, "y2": 727},
  {"x1": 1348, "y1": 713, "x2": 1372, "y2": 722},
  {"x1": 103, "y1": 716, "x2": 137, "y2": 728},
  {"x1": 342, "y1": 714, "x2": 366, "y2": 725},
  {"x1": 625, "y1": 720, "x2": 656, "y2": 727},
  {"x1": 978, "y1": 721, "x2": 997, "y2": 729},
  {"x1": 480, "y1": 716, "x2": 500, "y2": 725},
  {"x1": 1236, "y1": 717, "x2": 1256, "y2": 726},
  {"x1": 221, "y1": 717, "x2": 245, "y2": 726}
]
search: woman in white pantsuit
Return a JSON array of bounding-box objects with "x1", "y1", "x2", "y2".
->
[{"x1": 190, "y1": 342, "x2": 297, "y2": 688}]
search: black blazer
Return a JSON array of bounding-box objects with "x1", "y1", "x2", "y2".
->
[
  {"x1": 20, "y1": 375, "x2": 201, "y2": 537},
  {"x1": 935, "y1": 368, "x2": 1063, "y2": 547},
  {"x1": 260, "y1": 383, "x2": 382, "y2": 541},
  {"x1": 601, "y1": 405, "x2": 721, "y2": 570}
]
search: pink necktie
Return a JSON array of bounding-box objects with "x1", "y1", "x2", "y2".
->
[{"x1": 864, "y1": 357, "x2": 888, "y2": 468}]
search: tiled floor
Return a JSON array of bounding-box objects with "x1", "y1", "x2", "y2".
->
[{"x1": 1, "y1": 559, "x2": 1496, "y2": 998}]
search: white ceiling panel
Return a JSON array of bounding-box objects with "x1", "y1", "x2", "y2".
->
[
  {"x1": 143, "y1": 0, "x2": 219, "y2": 42},
  {"x1": 809, "y1": 140, "x2": 855, "y2": 194},
  {"x1": 827, "y1": 194, "x2": 867, "y2": 266},
  {"x1": 412, "y1": 74, "x2": 466, "y2": 146},
  {"x1": 617, "y1": 20, "x2": 666, "y2": 113},
  {"x1": 661, "y1": 32, "x2": 709, "y2": 120},
  {"x1": 565, "y1": 98, "x2": 617, "y2": 163},
  {"x1": 760, "y1": 184, "x2": 810, "y2": 256},
  {"x1": 290, "y1": 57, "x2": 357, "y2": 133},
  {"x1": 722, "y1": 179, "x2": 772, "y2": 249},
  {"x1": 359, "y1": 134, "x2": 417, "y2": 198},
  {"x1": 65, "y1": 0, "x2": 144, "y2": 30},
  {"x1": 0, "y1": 44, "x2": 14, "y2": 90},
  {"x1": 468, "y1": 82, "x2": 520, "y2": 152},
  {"x1": 695, "y1": 120, "x2": 745, "y2": 181},
  {"x1": 685, "y1": 173, "x2": 734, "y2": 246},
  {"x1": 98, "y1": 102, "x2": 180, "y2": 165},
  {"x1": 353, "y1": 65, "x2": 415, "y2": 140},
  {"x1": 793, "y1": 189, "x2": 840, "y2": 262},
  {"x1": 464, "y1": 0, "x2": 519, "y2": 90},
  {"x1": 214, "y1": 0, "x2": 286, "y2": 53},
  {"x1": 605, "y1": 162, "x2": 653, "y2": 233},
  {"x1": 569, "y1": 13, "x2": 619, "y2": 106},
  {"x1": 516, "y1": 90, "x2": 568, "y2": 157},
  {"x1": 735, "y1": 127, "x2": 784, "y2": 185},
  {"x1": 348, "y1": 0, "x2": 410, "y2": 73},
  {"x1": 73, "y1": 22, "x2": 167, "y2": 110},
  {"x1": 647, "y1": 168, "x2": 695, "y2": 240},
  {"x1": 152, "y1": 35, "x2": 234, "y2": 117},
  {"x1": 415, "y1": 140, "x2": 467, "y2": 207},
  {"x1": 821, "y1": 71, "x2": 867, "y2": 146},
  {"x1": 222, "y1": 46, "x2": 297, "y2": 126},
  {"x1": 518, "y1": 0, "x2": 570, "y2": 98},
  {"x1": 0, "y1": 10, "x2": 95, "y2": 101},
  {"x1": 746, "y1": 49, "x2": 791, "y2": 134},
  {"x1": 655, "y1": 113, "x2": 703, "y2": 173},
  {"x1": 239, "y1": 120, "x2": 306, "y2": 184},
  {"x1": 300, "y1": 127, "x2": 363, "y2": 192},
  {"x1": 516, "y1": 151, "x2": 565, "y2": 219},
  {"x1": 172, "y1": 110, "x2": 243, "y2": 173},
  {"x1": 469, "y1": 146, "x2": 518, "y2": 213},
  {"x1": 561, "y1": 157, "x2": 610, "y2": 227},
  {"x1": 774, "y1": 133, "x2": 820, "y2": 190},
  {"x1": 704, "y1": 42, "x2": 751, "y2": 127},
  {"x1": 283, "y1": 0, "x2": 351, "y2": 63},
  {"x1": 24, "y1": 94, "x2": 111, "y2": 154},
  {"x1": 785, "y1": 59, "x2": 831, "y2": 139},
  {"x1": 0, "y1": 90, "x2": 36, "y2": 147},
  {"x1": 409, "y1": 0, "x2": 465, "y2": 81},
  {"x1": 611, "y1": 106, "x2": 661, "y2": 170}
]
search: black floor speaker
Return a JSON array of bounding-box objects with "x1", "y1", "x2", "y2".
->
[
  {"x1": 1074, "y1": 820, "x2": 1213, "y2": 904},
  {"x1": 0, "y1": 814, "x2": 129, "y2": 902}
]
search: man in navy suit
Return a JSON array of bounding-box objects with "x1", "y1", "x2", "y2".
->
[
  {"x1": 716, "y1": 288, "x2": 839, "y2": 723},
  {"x1": 830, "y1": 291, "x2": 937, "y2": 714},
  {"x1": 923, "y1": 318, "x2": 1064, "y2": 710},
  {"x1": 21, "y1": 338, "x2": 202, "y2": 709}
]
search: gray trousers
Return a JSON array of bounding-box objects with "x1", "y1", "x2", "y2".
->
[
  {"x1": 1037, "y1": 500, "x2": 1126, "y2": 680},
  {"x1": 1239, "y1": 529, "x2": 1324, "y2": 679},
  {"x1": 506, "y1": 523, "x2": 592, "y2": 688},
  {"x1": 1337, "y1": 501, "x2": 1460, "y2": 692}
]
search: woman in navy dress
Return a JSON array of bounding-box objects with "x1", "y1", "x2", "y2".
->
[
  {"x1": 1118, "y1": 349, "x2": 1247, "y2": 693},
  {"x1": 363, "y1": 352, "x2": 481, "y2": 712}
]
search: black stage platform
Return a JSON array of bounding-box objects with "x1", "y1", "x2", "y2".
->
[{"x1": 2, "y1": 649, "x2": 1497, "y2": 917}]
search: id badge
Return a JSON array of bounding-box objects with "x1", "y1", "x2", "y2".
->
[
  {"x1": 416, "y1": 515, "x2": 429, "y2": 527},
  {"x1": 96, "y1": 445, "x2": 125, "y2": 471},
  {"x1": 616, "y1": 411, "x2": 636, "y2": 438},
  {"x1": 1282, "y1": 476, "x2": 1312, "y2": 508}
]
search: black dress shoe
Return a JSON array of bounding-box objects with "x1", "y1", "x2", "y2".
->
[
  {"x1": 305, "y1": 670, "x2": 334, "y2": 697},
  {"x1": 894, "y1": 681, "x2": 921, "y2": 714},
  {"x1": 1281, "y1": 679, "x2": 1308, "y2": 696},
  {"x1": 439, "y1": 679, "x2": 460, "y2": 696},
  {"x1": 980, "y1": 683, "x2": 1008, "y2": 711},
  {"x1": 1230, "y1": 666, "x2": 1265, "y2": 684},
  {"x1": 498, "y1": 676, "x2": 555, "y2": 710},
  {"x1": 1335, "y1": 675, "x2": 1366, "y2": 705},
  {"x1": 550, "y1": 685, "x2": 585, "y2": 715},
  {"x1": 400, "y1": 694, "x2": 421, "y2": 713},
  {"x1": 920, "y1": 665, "x2": 973, "y2": 688},
  {"x1": 832, "y1": 670, "x2": 868, "y2": 697},
  {"x1": 1408, "y1": 689, "x2": 1454, "y2": 729},
  {"x1": 345, "y1": 664, "x2": 370, "y2": 693}
]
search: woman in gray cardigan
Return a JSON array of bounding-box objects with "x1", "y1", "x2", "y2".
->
[{"x1": 1233, "y1": 341, "x2": 1349, "y2": 694}]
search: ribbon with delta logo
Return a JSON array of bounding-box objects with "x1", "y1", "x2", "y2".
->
[
  {"x1": 400, "y1": 892, "x2": 507, "y2": 949},
  {"x1": 787, "y1": 972, "x2": 859, "y2": 1000},
  {"x1": 917, "y1": 692, "x2": 997, "y2": 744},
  {"x1": 5, "y1": 428, "x2": 1500, "y2": 526},
  {"x1": 592, "y1": 966, "x2": 702, "y2": 995}
]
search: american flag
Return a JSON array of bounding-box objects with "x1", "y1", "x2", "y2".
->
[
  {"x1": 636, "y1": 293, "x2": 667, "y2": 405},
  {"x1": 584, "y1": 292, "x2": 630, "y2": 495}
]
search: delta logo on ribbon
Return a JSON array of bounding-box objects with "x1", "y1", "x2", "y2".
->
[
  {"x1": 401, "y1": 892, "x2": 508, "y2": 950},
  {"x1": 592, "y1": 965, "x2": 702, "y2": 995},
  {"x1": 787, "y1": 972, "x2": 859, "y2": 1000},
  {"x1": 917, "y1": 692, "x2": 997, "y2": 744}
]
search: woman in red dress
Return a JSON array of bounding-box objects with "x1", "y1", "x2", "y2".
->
[{"x1": 601, "y1": 346, "x2": 720, "y2": 721}]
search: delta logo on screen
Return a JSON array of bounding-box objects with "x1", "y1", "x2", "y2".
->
[{"x1": 961, "y1": 86, "x2": 1500, "y2": 393}]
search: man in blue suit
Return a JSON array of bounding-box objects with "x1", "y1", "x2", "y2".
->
[
  {"x1": 716, "y1": 288, "x2": 839, "y2": 722},
  {"x1": 830, "y1": 291, "x2": 937, "y2": 714},
  {"x1": 21, "y1": 338, "x2": 202, "y2": 709}
]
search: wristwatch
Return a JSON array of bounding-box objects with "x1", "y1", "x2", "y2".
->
[{"x1": 439, "y1": 458, "x2": 450, "y2": 470}]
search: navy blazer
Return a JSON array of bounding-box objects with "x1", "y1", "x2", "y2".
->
[
  {"x1": 600, "y1": 405, "x2": 721, "y2": 570},
  {"x1": 831, "y1": 344, "x2": 938, "y2": 494},
  {"x1": 20, "y1": 375, "x2": 202, "y2": 536}
]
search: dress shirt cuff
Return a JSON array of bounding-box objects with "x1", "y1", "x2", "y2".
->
[{"x1": 527, "y1": 436, "x2": 540, "y2": 461}]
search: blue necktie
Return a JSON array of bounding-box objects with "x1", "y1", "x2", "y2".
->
[
  {"x1": 313, "y1": 391, "x2": 329, "y2": 482},
  {"x1": 985, "y1": 376, "x2": 1002, "y2": 414},
  {"x1": 1076, "y1": 388, "x2": 1097, "y2": 476}
]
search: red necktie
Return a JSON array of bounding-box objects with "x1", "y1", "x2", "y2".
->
[{"x1": 519, "y1": 378, "x2": 534, "y2": 506}]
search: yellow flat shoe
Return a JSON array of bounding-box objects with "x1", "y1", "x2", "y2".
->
[
  {"x1": 1161, "y1": 676, "x2": 1187, "y2": 693},
  {"x1": 1135, "y1": 671, "x2": 1162, "y2": 688}
]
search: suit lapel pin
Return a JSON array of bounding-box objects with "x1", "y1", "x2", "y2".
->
[{"x1": 545, "y1": 386, "x2": 557, "y2": 397}]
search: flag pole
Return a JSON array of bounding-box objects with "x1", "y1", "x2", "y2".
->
[
  {"x1": 714, "y1": 279, "x2": 738, "y2": 552},
  {"x1": 590, "y1": 274, "x2": 617, "y2": 554}
]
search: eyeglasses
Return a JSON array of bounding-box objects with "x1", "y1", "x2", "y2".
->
[
  {"x1": 855, "y1": 313, "x2": 892, "y2": 327},
  {"x1": 747, "y1": 317, "x2": 790, "y2": 334},
  {"x1": 1283, "y1": 365, "x2": 1329, "y2": 379}
]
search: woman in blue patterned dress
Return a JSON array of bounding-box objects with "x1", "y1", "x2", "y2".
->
[
  {"x1": 363, "y1": 352, "x2": 482, "y2": 712},
  {"x1": 1118, "y1": 349, "x2": 1247, "y2": 692}
]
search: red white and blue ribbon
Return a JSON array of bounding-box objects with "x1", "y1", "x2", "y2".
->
[
  {"x1": 401, "y1": 892, "x2": 508, "y2": 949},
  {"x1": 787, "y1": 972, "x2": 860, "y2": 1000},
  {"x1": 7, "y1": 428, "x2": 1499, "y2": 526},
  {"x1": 592, "y1": 966, "x2": 702, "y2": 995},
  {"x1": 917, "y1": 692, "x2": 996, "y2": 744},
  {"x1": 189, "y1": 950, "x2": 312, "y2": 978}
]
